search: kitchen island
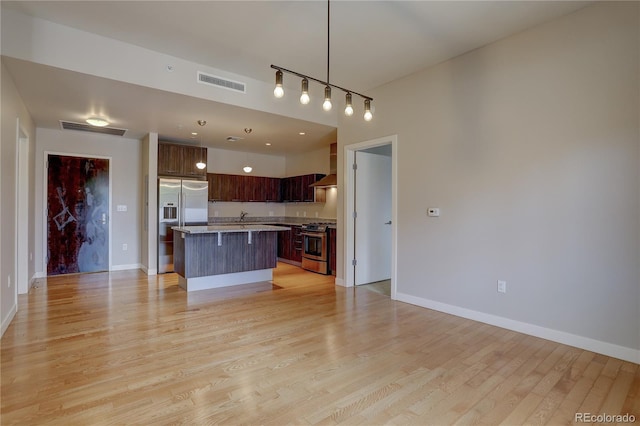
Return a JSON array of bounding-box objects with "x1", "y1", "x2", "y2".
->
[{"x1": 172, "y1": 224, "x2": 290, "y2": 292}]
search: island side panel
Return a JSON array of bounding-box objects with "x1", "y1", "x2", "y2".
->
[
  {"x1": 174, "y1": 230, "x2": 186, "y2": 277},
  {"x1": 176, "y1": 231, "x2": 278, "y2": 278}
]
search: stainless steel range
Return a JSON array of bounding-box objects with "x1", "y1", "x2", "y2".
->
[{"x1": 301, "y1": 223, "x2": 331, "y2": 275}]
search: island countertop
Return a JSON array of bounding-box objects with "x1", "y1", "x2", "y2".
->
[{"x1": 173, "y1": 224, "x2": 290, "y2": 234}]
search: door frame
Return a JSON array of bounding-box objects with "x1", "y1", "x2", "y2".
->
[
  {"x1": 43, "y1": 151, "x2": 113, "y2": 275},
  {"x1": 344, "y1": 135, "x2": 398, "y2": 299},
  {"x1": 15, "y1": 121, "x2": 29, "y2": 295}
]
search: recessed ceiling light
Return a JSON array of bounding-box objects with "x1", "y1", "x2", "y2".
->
[
  {"x1": 86, "y1": 117, "x2": 109, "y2": 127},
  {"x1": 299, "y1": 132, "x2": 306, "y2": 136},
  {"x1": 265, "y1": 142, "x2": 272, "y2": 146},
  {"x1": 191, "y1": 132, "x2": 198, "y2": 136}
]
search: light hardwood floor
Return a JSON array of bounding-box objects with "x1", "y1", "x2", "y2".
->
[{"x1": 1, "y1": 263, "x2": 638, "y2": 425}]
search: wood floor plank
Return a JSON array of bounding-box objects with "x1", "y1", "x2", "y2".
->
[{"x1": 1, "y1": 264, "x2": 638, "y2": 425}]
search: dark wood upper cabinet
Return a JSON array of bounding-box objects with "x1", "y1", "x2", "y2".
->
[
  {"x1": 157, "y1": 143, "x2": 183, "y2": 176},
  {"x1": 280, "y1": 174, "x2": 325, "y2": 202},
  {"x1": 158, "y1": 142, "x2": 207, "y2": 179},
  {"x1": 181, "y1": 145, "x2": 207, "y2": 178},
  {"x1": 206, "y1": 173, "x2": 325, "y2": 202}
]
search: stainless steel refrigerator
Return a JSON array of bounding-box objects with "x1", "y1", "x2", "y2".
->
[{"x1": 158, "y1": 178, "x2": 208, "y2": 273}]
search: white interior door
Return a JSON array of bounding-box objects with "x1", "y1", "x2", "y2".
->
[{"x1": 354, "y1": 150, "x2": 392, "y2": 285}]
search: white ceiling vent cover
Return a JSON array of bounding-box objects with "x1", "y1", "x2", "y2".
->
[
  {"x1": 60, "y1": 120, "x2": 127, "y2": 136},
  {"x1": 197, "y1": 71, "x2": 246, "y2": 93}
]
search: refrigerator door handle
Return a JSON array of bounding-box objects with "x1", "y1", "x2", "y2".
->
[
  {"x1": 177, "y1": 192, "x2": 182, "y2": 227},
  {"x1": 180, "y1": 192, "x2": 186, "y2": 227}
]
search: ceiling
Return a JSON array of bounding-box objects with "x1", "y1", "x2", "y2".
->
[{"x1": 2, "y1": 1, "x2": 590, "y2": 155}]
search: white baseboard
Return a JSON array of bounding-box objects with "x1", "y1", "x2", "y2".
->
[
  {"x1": 111, "y1": 263, "x2": 142, "y2": 271},
  {"x1": 396, "y1": 292, "x2": 640, "y2": 365},
  {"x1": 33, "y1": 271, "x2": 46, "y2": 279},
  {"x1": 1, "y1": 303, "x2": 17, "y2": 337},
  {"x1": 141, "y1": 265, "x2": 157, "y2": 276},
  {"x1": 335, "y1": 277, "x2": 346, "y2": 287}
]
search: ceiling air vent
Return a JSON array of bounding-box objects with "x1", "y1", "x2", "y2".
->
[
  {"x1": 60, "y1": 121, "x2": 127, "y2": 136},
  {"x1": 197, "y1": 71, "x2": 246, "y2": 93}
]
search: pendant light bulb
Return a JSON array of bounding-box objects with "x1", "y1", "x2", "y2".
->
[
  {"x1": 273, "y1": 70, "x2": 284, "y2": 98},
  {"x1": 300, "y1": 78, "x2": 310, "y2": 105},
  {"x1": 344, "y1": 92, "x2": 354, "y2": 116},
  {"x1": 364, "y1": 99, "x2": 373, "y2": 121},
  {"x1": 322, "y1": 85, "x2": 332, "y2": 111},
  {"x1": 243, "y1": 165, "x2": 253, "y2": 173},
  {"x1": 196, "y1": 161, "x2": 206, "y2": 170}
]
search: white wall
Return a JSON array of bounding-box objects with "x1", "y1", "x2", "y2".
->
[
  {"x1": 140, "y1": 133, "x2": 158, "y2": 274},
  {"x1": 338, "y1": 2, "x2": 639, "y2": 361},
  {"x1": 1, "y1": 61, "x2": 36, "y2": 336},
  {"x1": 1, "y1": 7, "x2": 336, "y2": 129},
  {"x1": 207, "y1": 147, "x2": 286, "y2": 178},
  {"x1": 34, "y1": 128, "x2": 142, "y2": 274}
]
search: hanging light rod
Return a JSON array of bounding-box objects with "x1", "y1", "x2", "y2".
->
[
  {"x1": 270, "y1": 65, "x2": 373, "y2": 102},
  {"x1": 269, "y1": 0, "x2": 373, "y2": 120}
]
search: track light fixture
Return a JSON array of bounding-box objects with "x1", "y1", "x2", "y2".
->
[
  {"x1": 270, "y1": 0, "x2": 373, "y2": 121},
  {"x1": 273, "y1": 70, "x2": 284, "y2": 98},
  {"x1": 344, "y1": 92, "x2": 354, "y2": 116},
  {"x1": 300, "y1": 78, "x2": 310, "y2": 105},
  {"x1": 323, "y1": 86, "x2": 332, "y2": 111},
  {"x1": 364, "y1": 99, "x2": 372, "y2": 121}
]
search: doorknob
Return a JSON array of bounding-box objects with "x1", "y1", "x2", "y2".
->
[{"x1": 384, "y1": 221, "x2": 392, "y2": 225}]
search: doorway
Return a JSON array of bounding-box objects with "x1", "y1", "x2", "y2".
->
[
  {"x1": 345, "y1": 135, "x2": 397, "y2": 298},
  {"x1": 46, "y1": 153, "x2": 111, "y2": 275}
]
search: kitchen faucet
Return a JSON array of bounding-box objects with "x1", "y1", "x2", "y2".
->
[{"x1": 240, "y1": 210, "x2": 248, "y2": 222}]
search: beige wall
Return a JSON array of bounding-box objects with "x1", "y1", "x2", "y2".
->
[
  {"x1": 338, "y1": 2, "x2": 639, "y2": 360},
  {"x1": 1, "y1": 61, "x2": 36, "y2": 335},
  {"x1": 34, "y1": 128, "x2": 143, "y2": 275}
]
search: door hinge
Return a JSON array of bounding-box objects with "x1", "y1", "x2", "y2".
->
[
  {"x1": 352, "y1": 162, "x2": 358, "y2": 170},
  {"x1": 352, "y1": 259, "x2": 357, "y2": 266},
  {"x1": 352, "y1": 211, "x2": 357, "y2": 219}
]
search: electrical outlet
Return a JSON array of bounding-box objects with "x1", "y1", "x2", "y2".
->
[
  {"x1": 427, "y1": 208, "x2": 440, "y2": 217},
  {"x1": 497, "y1": 280, "x2": 507, "y2": 293},
  {"x1": 122, "y1": 243, "x2": 128, "y2": 251}
]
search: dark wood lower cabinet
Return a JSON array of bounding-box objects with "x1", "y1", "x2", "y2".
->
[
  {"x1": 329, "y1": 228, "x2": 336, "y2": 276},
  {"x1": 277, "y1": 225, "x2": 302, "y2": 265}
]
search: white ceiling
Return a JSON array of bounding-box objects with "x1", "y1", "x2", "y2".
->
[{"x1": 2, "y1": 1, "x2": 590, "y2": 154}]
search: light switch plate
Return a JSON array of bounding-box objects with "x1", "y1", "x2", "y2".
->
[
  {"x1": 427, "y1": 208, "x2": 440, "y2": 217},
  {"x1": 117, "y1": 205, "x2": 127, "y2": 212}
]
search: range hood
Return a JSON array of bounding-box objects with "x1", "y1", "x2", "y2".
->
[{"x1": 311, "y1": 143, "x2": 337, "y2": 188}]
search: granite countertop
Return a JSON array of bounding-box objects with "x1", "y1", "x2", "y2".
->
[
  {"x1": 208, "y1": 217, "x2": 337, "y2": 228},
  {"x1": 173, "y1": 224, "x2": 291, "y2": 234}
]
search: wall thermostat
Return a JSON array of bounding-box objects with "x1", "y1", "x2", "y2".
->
[{"x1": 427, "y1": 208, "x2": 440, "y2": 217}]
